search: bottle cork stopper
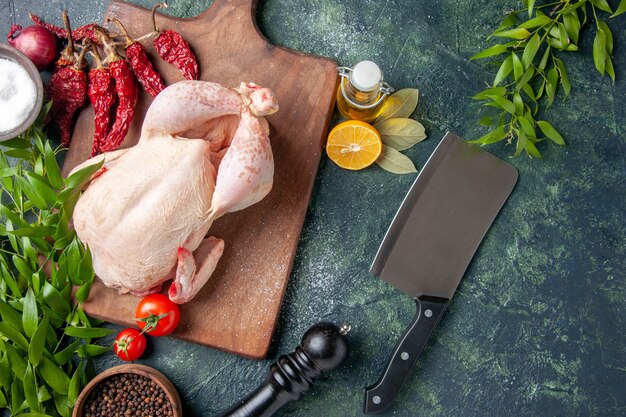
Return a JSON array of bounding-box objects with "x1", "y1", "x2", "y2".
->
[{"x1": 350, "y1": 61, "x2": 382, "y2": 91}]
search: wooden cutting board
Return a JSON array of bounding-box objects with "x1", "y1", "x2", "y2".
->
[{"x1": 62, "y1": 0, "x2": 338, "y2": 359}]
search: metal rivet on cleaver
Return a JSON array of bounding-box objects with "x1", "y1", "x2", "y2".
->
[{"x1": 363, "y1": 132, "x2": 518, "y2": 414}]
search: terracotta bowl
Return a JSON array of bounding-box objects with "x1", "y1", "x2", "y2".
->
[
  {"x1": 0, "y1": 43, "x2": 44, "y2": 142},
  {"x1": 72, "y1": 364, "x2": 183, "y2": 417}
]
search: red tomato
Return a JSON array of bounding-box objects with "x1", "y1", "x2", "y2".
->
[
  {"x1": 114, "y1": 328, "x2": 146, "y2": 361},
  {"x1": 135, "y1": 294, "x2": 180, "y2": 337}
]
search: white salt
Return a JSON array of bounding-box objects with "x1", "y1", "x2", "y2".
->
[{"x1": 0, "y1": 58, "x2": 37, "y2": 133}]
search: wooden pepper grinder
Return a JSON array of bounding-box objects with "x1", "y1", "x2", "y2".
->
[{"x1": 217, "y1": 322, "x2": 351, "y2": 417}]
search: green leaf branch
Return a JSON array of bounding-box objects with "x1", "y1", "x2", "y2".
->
[
  {"x1": 0, "y1": 103, "x2": 109, "y2": 416},
  {"x1": 470, "y1": 0, "x2": 623, "y2": 157}
]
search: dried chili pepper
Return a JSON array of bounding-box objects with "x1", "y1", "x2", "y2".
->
[
  {"x1": 108, "y1": 17, "x2": 165, "y2": 97},
  {"x1": 47, "y1": 12, "x2": 88, "y2": 147},
  {"x1": 96, "y1": 27, "x2": 138, "y2": 152},
  {"x1": 150, "y1": 3, "x2": 198, "y2": 80},
  {"x1": 84, "y1": 40, "x2": 116, "y2": 156},
  {"x1": 30, "y1": 13, "x2": 99, "y2": 43}
]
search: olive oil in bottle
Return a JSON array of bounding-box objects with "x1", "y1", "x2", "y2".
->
[{"x1": 336, "y1": 61, "x2": 393, "y2": 122}]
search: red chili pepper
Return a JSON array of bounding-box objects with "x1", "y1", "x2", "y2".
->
[
  {"x1": 47, "y1": 12, "x2": 88, "y2": 148},
  {"x1": 150, "y1": 3, "x2": 198, "y2": 80},
  {"x1": 85, "y1": 41, "x2": 116, "y2": 156},
  {"x1": 30, "y1": 13, "x2": 99, "y2": 43},
  {"x1": 29, "y1": 13, "x2": 66, "y2": 38},
  {"x1": 108, "y1": 17, "x2": 165, "y2": 97},
  {"x1": 95, "y1": 28, "x2": 138, "y2": 152}
]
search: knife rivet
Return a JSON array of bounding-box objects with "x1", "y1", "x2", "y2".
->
[
  {"x1": 401, "y1": 352, "x2": 409, "y2": 360},
  {"x1": 373, "y1": 396, "x2": 381, "y2": 404},
  {"x1": 424, "y1": 309, "x2": 433, "y2": 318}
]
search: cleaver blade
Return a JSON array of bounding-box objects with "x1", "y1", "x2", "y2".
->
[{"x1": 364, "y1": 132, "x2": 518, "y2": 414}]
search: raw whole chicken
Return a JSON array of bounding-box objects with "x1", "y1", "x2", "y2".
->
[{"x1": 71, "y1": 80, "x2": 279, "y2": 304}]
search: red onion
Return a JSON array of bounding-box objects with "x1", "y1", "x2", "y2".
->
[{"x1": 7, "y1": 24, "x2": 58, "y2": 71}]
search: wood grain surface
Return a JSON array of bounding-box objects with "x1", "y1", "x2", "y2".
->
[{"x1": 63, "y1": 0, "x2": 338, "y2": 359}]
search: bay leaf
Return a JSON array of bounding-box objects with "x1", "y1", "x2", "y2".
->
[
  {"x1": 375, "y1": 89, "x2": 419, "y2": 122},
  {"x1": 375, "y1": 145, "x2": 418, "y2": 174},
  {"x1": 374, "y1": 118, "x2": 427, "y2": 151}
]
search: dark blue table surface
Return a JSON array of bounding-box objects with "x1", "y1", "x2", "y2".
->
[{"x1": 2, "y1": 1, "x2": 625, "y2": 416}]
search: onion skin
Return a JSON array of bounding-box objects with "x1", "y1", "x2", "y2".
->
[{"x1": 7, "y1": 24, "x2": 58, "y2": 71}]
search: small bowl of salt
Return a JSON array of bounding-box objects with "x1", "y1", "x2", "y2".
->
[{"x1": 0, "y1": 43, "x2": 44, "y2": 141}]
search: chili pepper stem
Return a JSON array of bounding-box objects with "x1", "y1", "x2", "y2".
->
[
  {"x1": 151, "y1": 2, "x2": 169, "y2": 32},
  {"x1": 62, "y1": 10, "x2": 74, "y2": 57},
  {"x1": 107, "y1": 17, "x2": 133, "y2": 47},
  {"x1": 84, "y1": 38, "x2": 104, "y2": 68}
]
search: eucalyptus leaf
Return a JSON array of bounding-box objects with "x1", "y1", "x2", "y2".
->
[
  {"x1": 28, "y1": 314, "x2": 49, "y2": 366},
  {"x1": 0, "y1": 350, "x2": 12, "y2": 390},
  {"x1": 470, "y1": 44, "x2": 509, "y2": 60},
  {"x1": 521, "y1": 33, "x2": 540, "y2": 68},
  {"x1": 375, "y1": 145, "x2": 418, "y2": 174},
  {"x1": 494, "y1": 55, "x2": 513, "y2": 86},
  {"x1": 612, "y1": 0, "x2": 626, "y2": 17},
  {"x1": 592, "y1": 0, "x2": 613, "y2": 14},
  {"x1": 11, "y1": 378, "x2": 25, "y2": 412},
  {"x1": 546, "y1": 67, "x2": 558, "y2": 108},
  {"x1": 519, "y1": 14, "x2": 551, "y2": 29},
  {"x1": 5, "y1": 342, "x2": 27, "y2": 381},
  {"x1": 64, "y1": 160, "x2": 103, "y2": 190},
  {"x1": 512, "y1": 52, "x2": 523, "y2": 81},
  {"x1": 68, "y1": 364, "x2": 82, "y2": 406},
  {"x1": 374, "y1": 118, "x2": 427, "y2": 151},
  {"x1": 0, "y1": 298, "x2": 24, "y2": 331},
  {"x1": 605, "y1": 55, "x2": 615, "y2": 82},
  {"x1": 518, "y1": 116, "x2": 536, "y2": 138},
  {"x1": 42, "y1": 282, "x2": 71, "y2": 321},
  {"x1": 525, "y1": 139, "x2": 542, "y2": 158},
  {"x1": 538, "y1": 45, "x2": 551, "y2": 71},
  {"x1": 77, "y1": 344, "x2": 111, "y2": 359},
  {"x1": 495, "y1": 11, "x2": 518, "y2": 32},
  {"x1": 52, "y1": 339, "x2": 82, "y2": 366},
  {"x1": 558, "y1": 22, "x2": 570, "y2": 47},
  {"x1": 513, "y1": 93, "x2": 524, "y2": 116},
  {"x1": 44, "y1": 142, "x2": 63, "y2": 190},
  {"x1": 517, "y1": 67, "x2": 535, "y2": 91},
  {"x1": 26, "y1": 172, "x2": 57, "y2": 207},
  {"x1": 488, "y1": 95, "x2": 516, "y2": 114},
  {"x1": 23, "y1": 363, "x2": 40, "y2": 412},
  {"x1": 469, "y1": 126, "x2": 508, "y2": 145},
  {"x1": 563, "y1": 12, "x2": 580, "y2": 44},
  {"x1": 593, "y1": 29, "x2": 607, "y2": 75},
  {"x1": 537, "y1": 121, "x2": 566, "y2": 145},
  {"x1": 65, "y1": 326, "x2": 115, "y2": 339},
  {"x1": 527, "y1": 0, "x2": 536, "y2": 17},
  {"x1": 472, "y1": 86, "x2": 507, "y2": 100},
  {"x1": 54, "y1": 390, "x2": 72, "y2": 417},
  {"x1": 0, "y1": 389, "x2": 6, "y2": 408},
  {"x1": 479, "y1": 116, "x2": 493, "y2": 126},
  {"x1": 375, "y1": 89, "x2": 419, "y2": 122},
  {"x1": 597, "y1": 20, "x2": 613, "y2": 54},
  {"x1": 22, "y1": 288, "x2": 38, "y2": 339},
  {"x1": 0, "y1": 322, "x2": 29, "y2": 352},
  {"x1": 554, "y1": 58, "x2": 571, "y2": 96},
  {"x1": 493, "y1": 28, "x2": 530, "y2": 39},
  {"x1": 38, "y1": 357, "x2": 70, "y2": 395}
]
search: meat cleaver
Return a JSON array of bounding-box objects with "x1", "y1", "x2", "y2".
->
[{"x1": 363, "y1": 132, "x2": 518, "y2": 414}]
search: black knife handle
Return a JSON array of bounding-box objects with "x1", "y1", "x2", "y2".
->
[
  {"x1": 217, "y1": 322, "x2": 350, "y2": 417},
  {"x1": 364, "y1": 295, "x2": 449, "y2": 414}
]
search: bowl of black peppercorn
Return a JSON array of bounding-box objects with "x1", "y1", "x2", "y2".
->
[{"x1": 73, "y1": 364, "x2": 182, "y2": 417}]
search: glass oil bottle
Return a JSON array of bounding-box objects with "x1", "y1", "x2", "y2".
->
[{"x1": 336, "y1": 61, "x2": 394, "y2": 123}]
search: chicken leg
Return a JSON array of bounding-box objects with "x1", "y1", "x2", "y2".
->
[{"x1": 169, "y1": 237, "x2": 225, "y2": 304}]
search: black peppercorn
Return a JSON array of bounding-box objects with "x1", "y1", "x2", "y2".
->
[{"x1": 82, "y1": 373, "x2": 174, "y2": 416}]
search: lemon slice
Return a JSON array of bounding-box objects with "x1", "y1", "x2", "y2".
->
[{"x1": 326, "y1": 120, "x2": 383, "y2": 170}]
